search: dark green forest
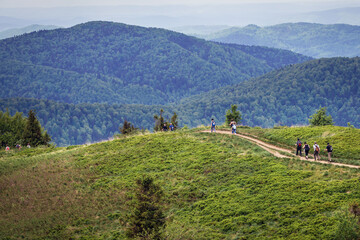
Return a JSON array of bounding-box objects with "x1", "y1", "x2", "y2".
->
[
  {"x1": 177, "y1": 57, "x2": 360, "y2": 128},
  {"x1": 0, "y1": 21, "x2": 311, "y2": 105},
  {"x1": 210, "y1": 23, "x2": 360, "y2": 58},
  {"x1": 0, "y1": 99, "x2": 174, "y2": 146},
  {"x1": 1, "y1": 58, "x2": 359, "y2": 146}
]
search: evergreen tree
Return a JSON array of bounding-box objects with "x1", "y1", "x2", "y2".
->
[
  {"x1": 22, "y1": 110, "x2": 51, "y2": 146},
  {"x1": 153, "y1": 109, "x2": 165, "y2": 132},
  {"x1": 171, "y1": 112, "x2": 178, "y2": 129},
  {"x1": 126, "y1": 176, "x2": 165, "y2": 239},
  {"x1": 225, "y1": 104, "x2": 242, "y2": 125},
  {"x1": 119, "y1": 120, "x2": 137, "y2": 135},
  {"x1": 309, "y1": 107, "x2": 334, "y2": 126}
]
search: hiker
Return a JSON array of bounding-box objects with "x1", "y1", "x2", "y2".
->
[
  {"x1": 5, "y1": 145, "x2": 10, "y2": 152},
  {"x1": 231, "y1": 123, "x2": 237, "y2": 134},
  {"x1": 326, "y1": 143, "x2": 333, "y2": 162},
  {"x1": 211, "y1": 119, "x2": 216, "y2": 133},
  {"x1": 169, "y1": 123, "x2": 175, "y2": 131},
  {"x1": 162, "y1": 123, "x2": 168, "y2": 132},
  {"x1": 313, "y1": 142, "x2": 320, "y2": 161},
  {"x1": 303, "y1": 142, "x2": 310, "y2": 160},
  {"x1": 27, "y1": 143, "x2": 31, "y2": 148},
  {"x1": 295, "y1": 138, "x2": 302, "y2": 156}
]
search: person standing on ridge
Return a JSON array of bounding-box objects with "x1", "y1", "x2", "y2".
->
[
  {"x1": 162, "y1": 123, "x2": 168, "y2": 132},
  {"x1": 313, "y1": 142, "x2": 321, "y2": 161},
  {"x1": 295, "y1": 138, "x2": 302, "y2": 156},
  {"x1": 169, "y1": 123, "x2": 175, "y2": 131},
  {"x1": 211, "y1": 119, "x2": 216, "y2": 133},
  {"x1": 326, "y1": 143, "x2": 333, "y2": 162}
]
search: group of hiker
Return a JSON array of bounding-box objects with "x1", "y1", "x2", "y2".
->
[
  {"x1": 209, "y1": 119, "x2": 334, "y2": 163},
  {"x1": 162, "y1": 123, "x2": 175, "y2": 132},
  {"x1": 211, "y1": 119, "x2": 237, "y2": 134},
  {"x1": 4, "y1": 143, "x2": 31, "y2": 152},
  {"x1": 295, "y1": 138, "x2": 333, "y2": 162}
]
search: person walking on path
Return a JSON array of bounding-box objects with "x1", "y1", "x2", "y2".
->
[
  {"x1": 295, "y1": 138, "x2": 302, "y2": 156},
  {"x1": 303, "y1": 142, "x2": 310, "y2": 160},
  {"x1": 313, "y1": 142, "x2": 321, "y2": 161},
  {"x1": 326, "y1": 143, "x2": 333, "y2": 162},
  {"x1": 230, "y1": 119, "x2": 237, "y2": 134},
  {"x1": 211, "y1": 119, "x2": 216, "y2": 133}
]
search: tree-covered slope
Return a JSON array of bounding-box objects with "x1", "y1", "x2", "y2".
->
[
  {"x1": 177, "y1": 57, "x2": 360, "y2": 128},
  {"x1": 0, "y1": 21, "x2": 311, "y2": 104},
  {"x1": 0, "y1": 98, "x2": 175, "y2": 146},
  {"x1": 1, "y1": 58, "x2": 358, "y2": 146},
  {"x1": 210, "y1": 23, "x2": 360, "y2": 58},
  {"x1": 1, "y1": 130, "x2": 360, "y2": 239}
]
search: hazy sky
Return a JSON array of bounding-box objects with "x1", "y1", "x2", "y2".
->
[
  {"x1": 0, "y1": 0, "x2": 359, "y2": 30},
  {"x1": 2, "y1": 0, "x2": 360, "y2": 8}
]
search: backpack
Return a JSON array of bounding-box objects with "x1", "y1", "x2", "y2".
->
[
  {"x1": 304, "y1": 144, "x2": 310, "y2": 151},
  {"x1": 297, "y1": 141, "x2": 302, "y2": 147},
  {"x1": 329, "y1": 145, "x2": 333, "y2": 152},
  {"x1": 315, "y1": 145, "x2": 320, "y2": 152},
  {"x1": 212, "y1": 121, "x2": 216, "y2": 127}
]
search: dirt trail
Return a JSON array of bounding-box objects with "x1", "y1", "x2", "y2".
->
[{"x1": 202, "y1": 130, "x2": 360, "y2": 169}]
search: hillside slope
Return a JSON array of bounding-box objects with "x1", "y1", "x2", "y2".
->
[
  {"x1": 209, "y1": 23, "x2": 360, "y2": 58},
  {"x1": 0, "y1": 21, "x2": 311, "y2": 105},
  {"x1": 1, "y1": 57, "x2": 359, "y2": 146},
  {"x1": 1, "y1": 130, "x2": 359, "y2": 239},
  {"x1": 177, "y1": 57, "x2": 360, "y2": 128}
]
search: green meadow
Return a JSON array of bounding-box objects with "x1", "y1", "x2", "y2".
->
[
  {"x1": 236, "y1": 125, "x2": 360, "y2": 165},
  {"x1": 1, "y1": 127, "x2": 360, "y2": 239}
]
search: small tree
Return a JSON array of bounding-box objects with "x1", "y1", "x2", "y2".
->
[
  {"x1": 309, "y1": 107, "x2": 334, "y2": 126},
  {"x1": 225, "y1": 104, "x2": 242, "y2": 125},
  {"x1": 22, "y1": 110, "x2": 51, "y2": 146},
  {"x1": 119, "y1": 120, "x2": 137, "y2": 135},
  {"x1": 171, "y1": 112, "x2": 178, "y2": 129},
  {"x1": 154, "y1": 109, "x2": 165, "y2": 132},
  {"x1": 126, "y1": 176, "x2": 165, "y2": 239}
]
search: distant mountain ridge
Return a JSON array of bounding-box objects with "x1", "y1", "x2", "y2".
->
[
  {"x1": 0, "y1": 24, "x2": 59, "y2": 40},
  {"x1": 204, "y1": 22, "x2": 360, "y2": 58},
  {"x1": 0, "y1": 21, "x2": 311, "y2": 105}
]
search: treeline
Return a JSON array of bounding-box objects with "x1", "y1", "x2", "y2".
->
[
  {"x1": 0, "y1": 109, "x2": 51, "y2": 147},
  {"x1": 0, "y1": 98, "x2": 175, "y2": 146},
  {"x1": 0, "y1": 21, "x2": 311, "y2": 105}
]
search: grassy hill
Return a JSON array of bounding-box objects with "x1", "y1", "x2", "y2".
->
[
  {"x1": 208, "y1": 23, "x2": 360, "y2": 58},
  {"x1": 1, "y1": 127, "x2": 360, "y2": 239},
  {"x1": 0, "y1": 21, "x2": 311, "y2": 105}
]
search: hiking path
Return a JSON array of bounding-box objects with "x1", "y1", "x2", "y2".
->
[{"x1": 202, "y1": 130, "x2": 360, "y2": 169}]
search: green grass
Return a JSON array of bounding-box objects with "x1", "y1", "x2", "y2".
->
[
  {"x1": 1, "y1": 129, "x2": 360, "y2": 239},
  {"x1": 236, "y1": 125, "x2": 360, "y2": 165}
]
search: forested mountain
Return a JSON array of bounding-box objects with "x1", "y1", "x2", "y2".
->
[
  {"x1": 1, "y1": 58, "x2": 359, "y2": 146},
  {"x1": 0, "y1": 21, "x2": 311, "y2": 105},
  {"x1": 177, "y1": 57, "x2": 360, "y2": 128},
  {"x1": 208, "y1": 23, "x2": 360, "y2": 58}
]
